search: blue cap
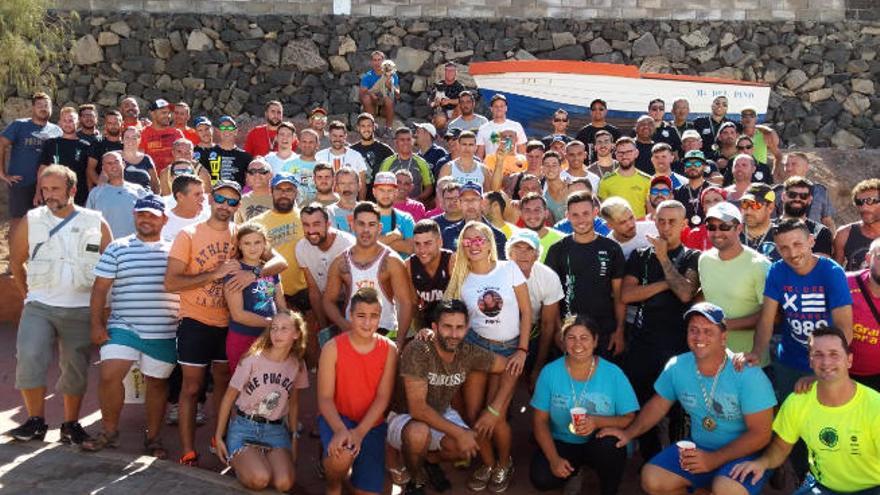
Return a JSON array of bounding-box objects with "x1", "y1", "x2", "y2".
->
[
  {"x1": 217, "y1": 115, "x2": 237, "y2": 127},
  {"x1": 460, "y1": 182, "x2": 483, "y2": 196},
  {"x1": 506, "y1": 229, "x2": 542, "y2": 257},
  {"x1": 271, "y1": 172, "x2": 299, "y2": 189},
  {"x1": 684, "y1": 302, "x2": 726, "y2": 326},
  {"x1": 133, "y1": 193, "x2": 165, "y2": 216},
  {"x1": 193, "y1": 116, "x2": 212, "y2": 128}
]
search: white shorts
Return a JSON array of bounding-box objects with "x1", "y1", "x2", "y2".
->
[
  {"x1": 100, "y1": 344, "x2": 175, "y2": 379},
  {"x1": 386, "y1": 408, "x2": 468, "y2": 452}
]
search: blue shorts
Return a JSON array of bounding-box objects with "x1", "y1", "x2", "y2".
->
[
  {"x1": 794, "y1": 473, "x2": 880, "y2": 495},
  {"x1": 225, "y1": 413, "x2": 292, "y2": 459},
  {"x1": 648, "y1": 443, "x2": 769, "y2": 495},
  {"x1": 318, "y1": 414, "x2": 387, "y2": 494},
  {"x1": 464, "y1": 329, "x2": 519, "y2": 358}
]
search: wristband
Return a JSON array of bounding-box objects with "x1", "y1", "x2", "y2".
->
[
  {"x1": 486, "y1": 405, "x2": 500, "y2": 417},
  {"x1": 517, "y1": 347, "x2": 528, "y2": 354}
]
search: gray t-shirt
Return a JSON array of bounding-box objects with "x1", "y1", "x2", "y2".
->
[
  {"x1": 86, "y1": 182, "x2": 145, "y2": 238},
  {"x1": 448, "y1": 114, "x2": 489, "y2": 133}
]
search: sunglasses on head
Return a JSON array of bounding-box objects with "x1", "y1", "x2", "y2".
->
[
  {"x1": 740, "y1": 199, "x2": 763, "y2": 210},
  {"x1": 248, "y1": 168, "x2": 271, "y2": 175},
  {"x1": 706, "y1": 222, "x2": 736, "y2": 231},
  {"x1": 171, "y1": 167, "x2": 194, "y2": 176},
  {"x1": 213, "y1": 193, "x2": 240, "y2": 207},
  {"x1": 650, "y1": 187, "x2": 671, "y2": 196},
  {"x1": 218, "y1": 125, "x2": 237, "y2": 132},
  {"x1": 786, "y1": 191, "x2": 810, "y2": 200},
  {"x1": 854, "y1": 196, "x2": 880, "y2": 207},
  {"x1": 737, "y1": 144, "x2": 754, "y2": 150},
  {"x1": 460, "y1": 237, "x2": 487, "y2": 248}
]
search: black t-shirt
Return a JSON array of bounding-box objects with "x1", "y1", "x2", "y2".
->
[
  {"x1": 411, "y1": 249, "x2": 453, "y2": 325},
  {"x1": 692, "y1": 116, "x2": 741, "y2": 155},
  {"x1": 39, "y1": 137, "x2": 91, "y2": 206},
  {"x1": 123, "y1": 155, "x2": 155, "y2": 190},
  {"x1": 624, "y1": 244, "x2": 700, "y2": 353},
  {"x1": 743, "y1": 217, "x2": 833, "y2": 262},
  {"x1": 351, "y1": 140, "x2": 394, "y2": 184},
  {"x1": 431, "y1": 80, "x2": 466, "y2": 111},
  {"x1": 544, "y1": 235, "x2": 626, "y2": 334},
  {"x1": 634, "y1": 140, "x2": 655, "y2": 175},
  {"x1": 576, "y1": 123, "x2": 622, "y2": 162},
  {"x1": 199, "y1": 145, "x2": 251, "y2": 186},
  {"x1": 673, "y1": 181, "x2": 711, "y2": 227},
  {"x1": 89, "y1": 139, "x2": 124, "y2": 175},
  {"x1": 77, "y1": 130, "x2": 102, "y2": 147},
  {"x1": 652, "y1": 122, "x2": 683, "y2": 156}
]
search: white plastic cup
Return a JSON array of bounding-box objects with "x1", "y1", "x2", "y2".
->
[
  {"x1": 570, "y1": 407, "x2": 588, "y2": 428},
  {"x1": 676, "y1": 440, "x2": 696, "y2": 452}
]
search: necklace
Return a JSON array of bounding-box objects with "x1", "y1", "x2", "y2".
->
[
  {"x1": 566, "y1": 355, "x2": 596, "y2": 434},
  {"x1": 746, "y1": 226, "x2": 770, "y2": 251},
  {"x1": 696, "y1": 353, "x2": 727, "y2": 432},
  {"x1": 267, "y1": 127, "x2": 277, "y2": 151}
]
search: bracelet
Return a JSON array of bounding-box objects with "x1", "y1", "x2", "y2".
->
[
  {"x1": 486, "y1": 405, "x2": 500, "y2": 417},
  {"x1": 517, "y1": 347, "x2": 528, "y2": 354}
]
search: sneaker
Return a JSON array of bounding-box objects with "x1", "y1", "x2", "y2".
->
[
  {"x1": 60, "y1": 421, "x2": 93, "y2": 445},
  {"x1": 6, "y1": 417, "x2": 47, "y2": 442},
  {"x1": 425, "y1": 462, "x2": 451, "y2": 492},
  {"x1": 562, "y1": 469, "x2": 584, "y2": 495},
  {"x1": 403, "y1": 481, "x2": 426, "y2": 495},
  {"x1": 467, "y1": 464, "x2": 492, "y2": 492},
  {"x1": 488, "y1": 458, "x2": 514, "y2": 493},
  {"x1": 195, "y1": 403, "x2": 207, "y2": 426},
  {"x1": 165, "y1": 403, "x2": 179, "y2": 425},
  {"x1": 81, "y1": 430, "x2": 120, "y2": 452},
  {"x1": 179, "y1": 450, "x2": 199, "y2": 467},
  {"x1": 388, "y1": 466, "x2": 411, "y2": 486}
]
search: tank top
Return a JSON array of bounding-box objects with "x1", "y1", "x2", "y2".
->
[
  {"x1": 411, "y1": 250, "x2": 452, "y2": 317},
  {"x1": 344, "y1": 246, "x2": 398, "y2": 330},
  {"x1": 844, "y1": 222, "x2": 873, "y2": 271},
  {"x1": 333, "y1": 333, "x2": 391, "y2": 425},
  {"x1": 751, "y1": 129, "x2": 768, "y2": 165},
  {"x1": 450, "y1": 160, "x2": 484, "y2": 187}
]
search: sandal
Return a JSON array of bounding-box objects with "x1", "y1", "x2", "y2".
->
[
  {"x1": 143, "y1": 432, "x2": 168, "y2": 460},
  {"x1": 80, "y1": 430, "x2": 119, "y2": 452},
  {"x1": 179, "y1": 450, "x2": 199, "y2": 466}
]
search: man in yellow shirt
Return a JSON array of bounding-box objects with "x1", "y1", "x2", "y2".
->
[
  {"x1": 731, "y1": 325, "x2": 880, "y2": 494},
  {"x1": 252, "y1": 173, "x2": 308, "y2": 313},
  {"x1": 597, "y1": 137, "x2": 651, "y2": 219}
]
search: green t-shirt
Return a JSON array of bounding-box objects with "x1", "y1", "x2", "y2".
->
[
  {"x1": 774, "y1": 383, "x2": 880, "y2": 492},
  {"x1": 539, "y1": 228, "x2": 565, "y2": 263},
  {"x1": 597, "y1": 170, "x2": 651, "y2": 218},
  {"x1": 698, "y1": 247, "x2": 771, "y2": 365}
]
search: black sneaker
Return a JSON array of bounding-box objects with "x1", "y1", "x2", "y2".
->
[
  {"x1": 425, "y1": 461, "x2": 452, "y2": 492},
  {"x1": 403, "y1": 481, "x2": 426, "y2": 495},
  {"x1": 6, "y1": 417, "x2": 47, "y2": 442},
  {"x1": 60, "y1": 421, "x2": 92, "y2": 445}
]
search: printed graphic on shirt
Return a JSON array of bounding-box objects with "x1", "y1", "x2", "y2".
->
[
  {"x1": 477, "y1": 289, "x2": 503, "y2": 318},
  {"x1": 781, "y1": 286, "x2": 830, "y2": 345}
]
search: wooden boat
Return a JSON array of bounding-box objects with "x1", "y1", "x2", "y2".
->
[{"x1": 469, "y1": 60, "x2": 771, "y2": 138}]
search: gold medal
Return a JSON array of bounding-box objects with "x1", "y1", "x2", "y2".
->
[{"x1": 702, "y1": 416, "x2": 717, "y2": 432}]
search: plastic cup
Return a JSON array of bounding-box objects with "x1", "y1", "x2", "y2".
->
[
  {"x1": 570, "y1": 407, "x2": 588, "y2": 428},
  {"x1": 676, "y1": 440, "x2": 696, "y2": 452}
]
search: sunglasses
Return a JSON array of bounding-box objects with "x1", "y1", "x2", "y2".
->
[
  {"x1": 706, "y1": 223, "x2": 736, "y2": 231},
  {"x1": 460, "y1": 237, "x2": 487, "y2": 248},
  {"x1": 786, "y1": 191, "x2": 811, "y2": 200},
  {"x1": 213, "y1": 193, "x2": 241, "y2": 207},
  {"x1": 650, "y1": 188, "x2": 671, "y2": 196},
  {"x1": 171, "y1": 167, "x2": 194, "y2": 176},
  {"x1": 218, "y1": 125, "x2": 237, "y2": 132},
  {"x1": 854, "y1": 196, "x2": 880, "y2": 207},
  {"x1": 248, "y1": 168, "x2": 271, "y2": 175},
  {"x1": 684, "y1": 161, "x2": 703, "y2": 169},
  {"x1": 737, "y1": 144, "x2": 754, "y2": 150},
  {"x1": 740, "y1": 199, "x2": 763, "y2": 210},
  {"x1": 311, "y1": 116, "x2": 327, "y2": 121}
]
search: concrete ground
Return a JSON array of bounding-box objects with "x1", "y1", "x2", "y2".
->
[{"x1": 0, "y1": 320, "x2": 793, "y2": 494}]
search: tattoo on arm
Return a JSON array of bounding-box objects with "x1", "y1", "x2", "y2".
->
[{"x1": 661, "y1": 260, "x2": 696, "y2": 302}]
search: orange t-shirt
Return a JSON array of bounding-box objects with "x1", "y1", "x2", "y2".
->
[
  {"x1": 484, "y1": 153, "x2": 528, "y2": 175},
  {"x1": 168, "y1": 221, "x2": 237, "y2": 327},
  {"x1": 140, "y1": 125, "x2": 185, "y2": 173},
  {"x1": 333, "y1": 333, "x2": 391, "y2": 425}
]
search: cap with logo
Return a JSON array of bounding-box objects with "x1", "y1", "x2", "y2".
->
[
  {"x1": 650, "y1": 175, "x2": 673, "y2": 190},
  {"x1": 741, "y1": 183, "x2": 776, "y2": 204},
  {"x1": 373, "y1": 171, "x2": 398, "y2": 187},
  {"x1": 684, "y1": 302, "x2": 726, "y2": 327},
  {"x1": 134, "y1": 194, "x2": 166, "y2": 216},
  {"x1": 193, "y1": 116, "x2": 212, "y2": 128},
  {"x1": 706, "y1": 201, "x2": 743, "y2": 224},
  {"x1": 271, "y1": 172, "x2": 299, "y2": 189},
  {"x1": 148, "y1": 99, "x2": 171, "y2": 111},
  {"x1": 683, "y1": 150, "x2": 707, "y2": 163},
  {"x1": 212, "y1": 180, "x2": 242, "y2": 196},
  {"x1": 217, "y1": 115, "x2": 237, "y2": 128}
]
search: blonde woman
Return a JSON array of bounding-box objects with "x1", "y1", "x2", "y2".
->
[{"x1": 445, "y1": 220, "x2": 532, "y2": 493}]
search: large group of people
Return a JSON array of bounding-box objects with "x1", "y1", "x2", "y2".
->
[{"x1": 1, "y1": 49, "x2": 879, "y2": 495}]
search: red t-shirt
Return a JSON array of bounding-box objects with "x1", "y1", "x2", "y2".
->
[
  {"x1": 244, "y1": 125, "x2": 298, "y2": 157},
  {"x1": 849, "y1": 270, "x2": 880, "y2": 376},
  {"x1": 177, "y1": 126, "x2": 200, "y2": 147},
  {"x1": 139, "y1": 125, "x2": 184, "y2": 173}
]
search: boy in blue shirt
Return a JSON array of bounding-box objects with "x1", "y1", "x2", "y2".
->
[{"x1": 359, "y1": 51, "x2": 399, "y2": 134}]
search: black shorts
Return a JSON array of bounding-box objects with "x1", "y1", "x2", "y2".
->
[
  {"x1": 9, "y1": 184, "x2": 36, "y2": 218},
  {"x1": 176, "y1": 317, "x2": 228, "y2": 366},
  {"x1": 284, "y1": 289, "x2": 312, "y2": 313}
]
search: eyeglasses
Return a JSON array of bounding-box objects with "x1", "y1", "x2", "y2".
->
[
  {"x1": 218, "y1": 125, "x2": 237, "y2": 132},
  {"x1": 650, "y1": 188, "x2": 671, "y2": 196},
  {"x1": 460, "y1": 237, "x2": 487, "y2": 248},
  {"x1": 247, "y1": 169, "x2": 271, "y2": 175},
  {"x1": 786, "y1": 191, "x2": 811, "y2": 200},
  {"x1": 213, "y1": 193, "x2": 241, "y2": 207},
  {"x1": 311, "y1": 116, "x2": 327, "y2": 121},
  {"x1": 706, "y1": 223, "x2": 736, "y2": 231},
  {"x1": 683, "y1": 161, "x2": 703, "y2": 169},
  {"x1": 740, "y1": 199, "x2": 763, "y2": 210},
  {"x1": 737, "y1": 144, "x2": 754, "y2": 150},
  {"x1": 855, "y1": 196, "x2": 880, "y2": 206}
]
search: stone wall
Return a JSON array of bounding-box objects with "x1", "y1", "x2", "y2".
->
[
  {"x1": 4, "y1": 12, "x2": 880, "y2": 149},
  {"x1": 56, "y1": 0, "x2": 858, "y2": 22}
]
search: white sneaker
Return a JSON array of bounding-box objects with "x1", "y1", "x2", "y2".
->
[{"x1": 165, "y1": 403, "x2": 179, "y2": 425}]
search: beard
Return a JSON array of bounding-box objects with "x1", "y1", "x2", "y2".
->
[
  {"x1": 783, "y1": 202, "x2": 807, "y2": 218},
  {"x1": 267, "y1": 117, "x2": 282, "y2": 127},
  {"x1": 274, "y1": 198, "x2": 294, "y2": 213},
  {"x1": 437, "y1": 334, "x2": 461, "y2": 353}
]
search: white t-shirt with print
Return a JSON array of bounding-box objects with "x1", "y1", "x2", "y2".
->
[
  {"x1": 475, "y1": 119, "x2": 528, "y2": 156},
  {"x1": 461, "y1": 260, "x2": 527, "y2": 341}
]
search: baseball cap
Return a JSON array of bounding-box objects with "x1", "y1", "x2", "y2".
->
[
  {"x1": 650, "y1": 175, "x2": 673, "y2": 190},
  {"x1": 271, "y1": 172, "x2": 299, "y2": 189},
  {"x1": 309, "y1": 107, "x2": 327, "y2": 117},
  {"x1": 148, "y1": 99, "x2": 171, "y2": 111},
  {"x1": 490, "y1": 94, "x2": 507, "y2": 104},
  {"x1": 414, "y1": 123, "x2": 437, "y2": 139},
  {"x1": 740, "y1": 106, "x2": 758, "y2": 116},
  {"x1": 706, "y1": 201, "x2": 742, "y2": 224},
  {"x1": 551, "y1": 135, "x2": 567, "y2": 144},
  {"x1": 133, "y1": 194, "x2": 165, "y2": 216},
  {"x1": 444, "y1": 128, "x2": 462, "y2": 140},
  {"x1": 217, "y1": 115, "x2": 237, "y2": 128},
  {"x1": 212, "y1": 180, "x2": 242, "y2": 196},
  {"x1": 681, "y1": 130, "x2": 702, "y2": 141},
  {"x1": 373, "y1": 171, "x2": 398, "y2": 187},
  {"x1": 507, "y1": 229, "x2": 540, "y2": 252},
  {"x1": 193, "y1": 116, "x2": 212, "y2": 128},
  {"x1": 683, "y1": 150, "x2": 707, "y2": 163},
  {"x1": 741, "y1": 183, "x2": 776, "y2": 204},
  {"x1": 684, "y1": 302, "x2": 726, "y2": 327},
  {"x1": 460, "y1": 182, "x2": 483, "y2": 196},
  {"x1": 717, "y1": 121, "x2": 737, "y2": 134}
]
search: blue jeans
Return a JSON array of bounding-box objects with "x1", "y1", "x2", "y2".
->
[
  {"x1": 225, "y1": 413, "x2": 292, "y2": 458},
  {"x1": 464, "y1": 329, "x2": 519, "y2": 357}
]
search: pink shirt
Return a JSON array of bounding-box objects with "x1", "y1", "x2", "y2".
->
[
  {"x1": 394, "y1": 198, "x2": 427, "y2": 222},
  {"x1": 848, "y1": 270, "x2": 880, "y2": 376},
  {"x1": 230, "y1": 354, "x2": 309, "y2": 420}
]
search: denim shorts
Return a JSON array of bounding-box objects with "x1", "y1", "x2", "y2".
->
[
  {"x1": 464, "y1": 329, "x2": 519, "y2": 357},
  {"x1": 225, "y1": 413, "x2": 292, "y2": 459}
]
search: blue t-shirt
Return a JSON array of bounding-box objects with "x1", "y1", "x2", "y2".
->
[
  {"x1": 531, "y1": 357, "x2": 639, "y2": 444},
  {"x1": 764, "y1": 257, "x2": 852, "y2": 371},
  {"x1": 654, "y1": 350, "x2": 777, "y2": 451},
  {"x1": 228, "y1": 262, "x2": 280, "y2": 337},
  {"x1": 1, "y1": 119, "x2": 62, "y2": 186},
  {"x1": 381, "y1": 209, "x2": 415, "y2": 257},
  {"x1": 360, "y1": 69, "x2": 400, "y2": 89}
]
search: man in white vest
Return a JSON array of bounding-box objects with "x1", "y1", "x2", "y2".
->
[{"x1": 6, "y1": 164, "x2": 112, "y2": 444}]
